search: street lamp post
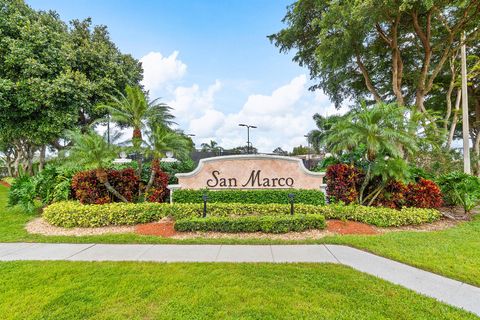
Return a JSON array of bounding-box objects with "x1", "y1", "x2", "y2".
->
[{"x1": 239, "y1": 124, "x2": 257, "y2": 154}]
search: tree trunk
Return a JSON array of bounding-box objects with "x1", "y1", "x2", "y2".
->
[
  {"x1": 447, "y1": 89, "x2": 462, "y2": 148},
  {"x1": 132, "y1": 127, "x2": 143, "y2": 180},
  {"x1": 104, "y1": 180, "x2": 129, "y2": 203},
  {"x1": 354, "y1": 51, "x2": 382, "y2": 103},
  {"x1": 95, "y1": 168, "x2": 129, "y2": 203},
  {"x1": 26, "y1": 146, "x2": 34, "y2": 176},
  {"x1": 39, "y1": 145, "x2": 46, "y2": 172},
  {"x1": 5, "y1": 158, "x2": 13, "y2": 177},
  {"x1": 145, "y1": 158, "x2": 159, "y2": 193},
  {"x1": 444, "y1": 55, "x2": 457, "y2": 132},
  {"x1": 4, "y1": 151, "x2": 13, "y2": 177}
]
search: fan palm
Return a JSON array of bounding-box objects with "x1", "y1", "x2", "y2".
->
[
  {"x1": 97, "y1": 85, "x2": 175, "y2": 176},
  {"x1": 67, "y1": 131, "x2": 128, "y2": 202},
  {"x1": 325, "y1": 103, "x2": 418, "y2": 161},
  {"x1": 143, "y1": 125, "x2": 191, "y2": 194},
  {"x1": 324, "y1": 103, "x2": 419, "y2": 204}
]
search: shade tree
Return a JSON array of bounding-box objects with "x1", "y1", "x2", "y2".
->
[{"x1": 0, "y1": 0, "x2": 143, "y2": 176}]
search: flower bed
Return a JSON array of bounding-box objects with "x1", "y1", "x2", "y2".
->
[{"x1": 43, "y1": 201, "x2": 441, "y2": 228}]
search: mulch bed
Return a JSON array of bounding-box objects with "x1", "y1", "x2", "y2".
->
[
  {"x1": 0, "y1": 180, "x2": 11, "y2": 188},
  {"x1": 135, "y1": 219, "x2": 379, "y2": 238},
  {"x1": 326, "y1": 220, "x2": 378, "y2": 235},
  {"x1": 135, "y1": 220, "x2": 176, "y2": 237}
]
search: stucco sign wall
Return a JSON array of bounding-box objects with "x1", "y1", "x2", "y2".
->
[{"x1": 174, "y1": 155, "x2": 325, "y2": 191}]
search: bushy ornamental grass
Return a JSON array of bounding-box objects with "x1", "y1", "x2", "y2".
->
[
  {"x1": 43, "y1": 201, "x2": 441, "y2": 228},
  {"x1": 174, "y1": 214, "x2": 326, "y2": 233},
  {"x1": 172, "y1": 189, "x2": 326, "y2": 205}
]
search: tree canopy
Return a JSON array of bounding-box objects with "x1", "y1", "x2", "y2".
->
[
  {"x1": 0, "y1": 0, "x2": 142, "y2": 175},
  {"x1": 269, "y1": 0, "x2": 479, "y2": 109}
]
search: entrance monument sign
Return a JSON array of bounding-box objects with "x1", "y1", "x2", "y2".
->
[{"x1": 173, "y1": 155, "x2": 326, "y2": 191}]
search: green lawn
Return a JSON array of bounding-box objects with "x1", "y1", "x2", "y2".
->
[
  {"x1": 0, "y1": 261, "x2": 476, "y2": 319},
  {"x1": 1, "y1": 184, "x2": 480, "y2": 287}
]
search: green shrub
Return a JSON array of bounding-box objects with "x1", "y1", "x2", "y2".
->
[
  {"x1": 8, "y1": 175, "x2": 36, "y2": 213},
  {"x1": 174, "y1": 214, "x2": 326, "y2": 233},
  {"x1": 7, "y1": 165, "x2": 77, "y2": 212},
  {"x1": 318, "y1": 204, "x2": 441, "y2": 227},
  {"x1": 173, "y1": 189, "x2": 326, "y2": 205},
  {"x1": 160, "y1": 159, "x2": 195, "y2": 184},
  {"x1": 43, "y1": 201, "x2": 441, "y2": 228},
  {"x1": 437, "y1": 172, "x2": 480, "y2": 212},
  {"x1": 34, "y1": 165, "x2": 77, "y2": 204}
]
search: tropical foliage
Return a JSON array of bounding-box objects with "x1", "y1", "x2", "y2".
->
[
  {"x1": 97, "y1": 85, "x2": 175, "y2": 177},
  {"x1": 0, "y1": 1, "x2": 142, "y2": 175}
]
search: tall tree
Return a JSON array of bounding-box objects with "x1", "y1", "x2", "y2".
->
[
  {"x1": 0, "y1": 1, "x2": 143, "y2": 175},
  {"x1": 269, "y1": 0, "x2": 480, "y2": 112},
  {"x1": 67, "y1": 18, "x2": 143, "y2": 133},
  {"x1": 98, "y1": 85, "x2": 175, "y2": 177}
]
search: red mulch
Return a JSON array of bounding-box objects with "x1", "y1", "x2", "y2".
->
[
  {"x1": 0, "y1": 180, "x2": 11, "y2": 188},
  {"x1": 135, "y1": 219, "x2": 378, "y2": 237},
  {"x1": 135, "y1": 221, "x2": 176, "y2": 237},
  {"x1": 327, "y1": 220, "x2": 378, "y2": 235}
]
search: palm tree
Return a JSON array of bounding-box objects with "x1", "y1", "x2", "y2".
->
[
  {"x1": 324, "y1": 103, "x2": 419, "y2": 204},
  {"x1": 200, "y1": 140, "x2": 222, "y2": 154},
  {"x1": 325, "y1": 103, "x2": 418, "y2": 161},
  {"x1": 308, "y1": 113, "x2": 346, "y2": 153},
  {"x1": 67, "y1": 131, "x2": 128, "y2": 202},
  {"x1": 97, "y1": 85, "x2": 175, "y2": 176},
  {"x1": 143, "y1": 125, "x2": 191, "y2": 195}
]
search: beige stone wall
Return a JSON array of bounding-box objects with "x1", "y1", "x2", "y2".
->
[{"x1": 176, "y1": 155, "x2": 325, "y2": 190}]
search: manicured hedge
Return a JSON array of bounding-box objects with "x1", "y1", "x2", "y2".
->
[
  {"x1": 318, "y1": 205, "x2": 441, "y2": 227},
  {"x1": 174, "y1": 214, "x2": 326, "y2": 233},
  {"x1": 43, "y1": 201, "x2": 441, "y2": 228},
  {"x1": 172, "y1": 189, "x2": 326, "y2": 205}
]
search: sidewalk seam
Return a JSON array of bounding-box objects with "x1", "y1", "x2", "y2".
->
[
  {"x1": 214, "y1": 245, "x2": 222, "y2": 262},
  {"x1": 65, "y1": 243, "x2": 97, "y2": 260},
  {"x1": 323, "y1": 245, "x2": 341, "y2": 264}
]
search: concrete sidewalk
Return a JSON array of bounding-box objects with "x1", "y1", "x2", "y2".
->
[{"x1": 1, "y1": 243, "x2": 479, "y2": 316}]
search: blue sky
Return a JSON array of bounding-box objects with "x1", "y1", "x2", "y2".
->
[{"x1": 27, "y1": 0, "x2": 341, "y2": 152}]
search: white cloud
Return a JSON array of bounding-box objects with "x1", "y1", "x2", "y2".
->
[
  {"x1": 241, "y1": 75, "x2": 306, "y2": 115},
  {"x1": 168, "y1": 80, "x2": 221, "y2": 121},
  {"x1": 186, "y1": 75, "x2": 345, "y2": 153},
  {"x1": 189, "y1": 109, "x2": 225, "y2": 137},
  {"x1": 138, "y1": 50, "x2": 344, "y2": 152},
  {"x1": 140, "y1": 51, "x2": 187, "y2": 94}
]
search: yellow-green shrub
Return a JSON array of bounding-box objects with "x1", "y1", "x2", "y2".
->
[{"x1": 43, "y1": 201, "x2": 441, "y2": 228}]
